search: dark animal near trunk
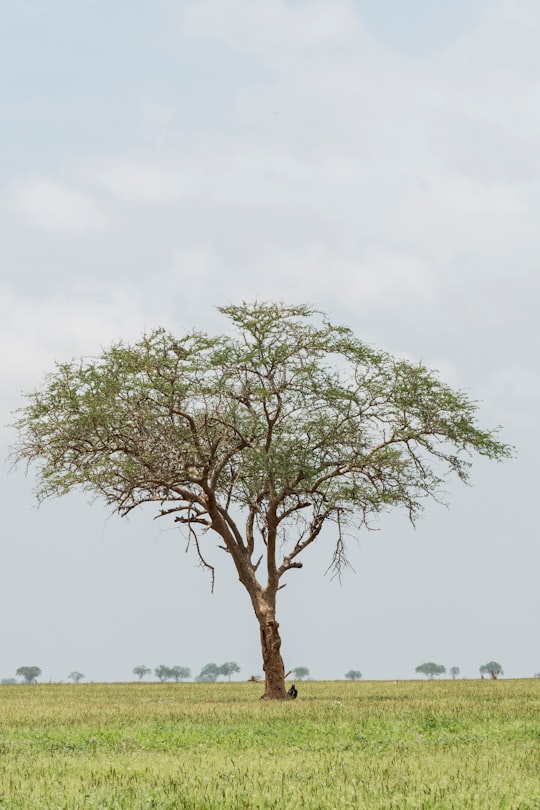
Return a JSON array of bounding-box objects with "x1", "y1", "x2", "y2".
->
[{"x1": 287, "y1": 684, "x2": 298, "y2": 699}]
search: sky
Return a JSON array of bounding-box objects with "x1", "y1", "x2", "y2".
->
[{"x1": 1, "y1": 0, "x2": 539, "y2": 684}]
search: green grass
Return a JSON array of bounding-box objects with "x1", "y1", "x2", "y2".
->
[{"x1": 0, "y1": 680, "x2": 538, "y2": 809}]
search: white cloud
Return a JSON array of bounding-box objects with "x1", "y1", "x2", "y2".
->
[
  {"x1": 87, "y1": 148, "x2": 365, "y2": 211},
  {"x1": 180, "y1": 0, "x2": 362, "y2": 54},
  {"x1": 479, "y1": 366, "x2": 540, "y2": 431},
  {"x1": 10, "y1": 178, "x2": 107, "y2": 233},
  {"x1": 170, "y1": 245, "x2": 224, "y2": 282},
  {"x1": 0, "y1": 283, "x2": 170, "y2": 432},
  {"x1": 388, "y1": 171, "x2": 529, "y2": 265},
  {"x1": 93, "y1": 161, "x2": 182, "y2": 204},
  {"x1": 229, "y1": 244, "x2": 435, "y2": 317},
  {"x1": 3, "y1": 0, "x2": 539, "y2": 361}
]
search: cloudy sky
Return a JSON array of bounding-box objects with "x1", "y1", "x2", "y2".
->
[{"x1": 1, "y1": 0, "x2": 538, "y2": 683}]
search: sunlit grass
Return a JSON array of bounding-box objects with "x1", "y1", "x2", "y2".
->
[{"x1": 0, "y1": 680, "x2": 538, "y2": 808}]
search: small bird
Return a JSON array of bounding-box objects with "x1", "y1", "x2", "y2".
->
[{"x1": 287, "y1": 683, "x2": 298, "y2": 699}]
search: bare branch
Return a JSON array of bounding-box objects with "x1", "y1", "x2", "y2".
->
[
  {"x1": 324, "y1": 510, "x2": 356, "y2": 583},
  {"x1": 190, "y1": 521, "x2": 216, "y2": 593},
  {"x1": 276, "y1": 510, "x2": 328, "y2": 578}
]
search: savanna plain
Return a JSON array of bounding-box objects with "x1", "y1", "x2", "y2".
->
[{"x1": 0, "y1": 679, "x2": 538, "y2": 809}]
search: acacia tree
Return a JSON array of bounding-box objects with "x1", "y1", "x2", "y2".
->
[
  {"x1": 196, "y1": 663, "x2": 220, "y2": 682},
  {"x1": 16, "y1": 666, "x2": 41, "y2": 683},
  {"x1": 169, "y1": 666, "x2": 191, "y2": 681},
  {"x1": 11, "y1": 302, "x2": 512, "y2": 700},
  {"x1": 292, "y1": 666, "x2": 310, "y2": 681},
  {"x1": 416, "y1": 662, "x2": 446, "y2": 679},
  {"x1": 480, "y1": 661, "x2": 503, "y2": 679},
  {"x1": 154, "y1": 665, "x2": 172, "y2": 682},
  {"x1": 219, "y1": 662, "x2": 241, "y2": 681},
  {"x1": 345, "y1": 670, "x2": 362, "y2": 681},
  {"x1": 133, "y1": 665, "x2": 151, "y2": 681}
]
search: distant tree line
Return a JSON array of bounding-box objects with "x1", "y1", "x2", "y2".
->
[
  {"x1": 155, "y1": 666, "x2": 191, "y2": 682},
  {"x1": 2, "y1": 667, "x2": 86, "y2": 684},
  {"x1": 132, "y1": 662, "x2": 241, "y2": 682},
  {"x1": 415, "y1": 661, "x2": 505, "y2": 680},
  {"x1": 5, "y1": 659, "x2": 536, "y2": 684}
]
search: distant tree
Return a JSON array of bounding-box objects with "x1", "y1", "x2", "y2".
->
[
  {"x1": 219, "y1": 662, "x2": 240, "y2": 681},
  {"x1": 196, "y1": 663, "x2": 220, "y2": 682},
  {"x1": 16, "y1": 666, "x2": 42, "y2": 684},
  {"x1": 534, "y1": 673, "x2": 540, "y2": 679},
  {"x1": 344, "y1": 670, "x2": 362, "y2": 681},
  {"x1": 154, "y1": 665, "x2": 173, "y2": 682},
  {"x1": 479, "y1": 661, "x2": 503, "y2": 679},
  {"x1": 11, "y1": 303, "x2": 512, "y2": 700},
  {"x1": 449, "y1": 666, "x2": 460, "y2": 680},
  {"x1": 1, "y1": 679, "x2": 17, "y2": 685},
  {"x1": 292, "y1": 667, "x2": 310, "y2": 681},
  {"x1": 133, "y1": 665, "x2": 152, "y2": 681},
  {"x1": 68, "y1": 671, "x2": 85, "y2": 683},
  {"x1": 415, "y1": 662, "x2": 446, "y2": 680},
  {"x1": 169, "y1": 666, "x2": 191, "y2": 682}
]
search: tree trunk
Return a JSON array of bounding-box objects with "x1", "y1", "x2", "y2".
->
[
  {"x1": 226, "y1": 543, "x2": 290, "y2": 700},
  {"x1": 258, "y1": 613, "x2": 289, "y2": 700}
]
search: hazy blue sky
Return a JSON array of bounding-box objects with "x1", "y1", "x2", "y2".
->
[{"x1": 1, "y1": 0, "x2": 538, "y2": 683}]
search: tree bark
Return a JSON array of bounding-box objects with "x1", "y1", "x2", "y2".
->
[
  {"x1": 240, "y1": 575, "x2": 289, "y2": 699},
  {"x1": 259, "y1": 614, "x2": 289, "y2": 699},
  {"x1": 209, "y1": 506, "x2": 290, "y2": 699},
  {"x1": 260, "y1": 617, "x2": 288, "y2": 700}
]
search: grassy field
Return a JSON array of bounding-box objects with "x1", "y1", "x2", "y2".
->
[{"x1": 0, "y1": 679, "x2": 538, "y2": 809}]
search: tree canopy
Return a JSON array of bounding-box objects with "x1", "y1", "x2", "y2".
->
[
  {"x1": 480, "y1": 661, "x2": 503, "y2": 679},
  {"x1": 344, "y1": 670, "x2": 362, "y2": 681},
  {"x1": 11, "y1": 302, "x2": 512, "y2": 698},
  {"x1": 169, "y1": 666, "x2": 191, "y2": 682},
  {"x1": 292, "y1": 667, "x2": 310, "y2": 681},
  {"x1": 154, "y1": 665, "x2": 172, "y2": 682},
  {"x1": 133, "y1": 665, "x2": 151, "y2": 681},
  {"x1": 196, "y1": 663, "x2": 221, "y2": 682},
  {"x1": 16, "y1": 666, "x2": 42, "y2": 684},
  {"x1": 415, "y1": 662, "x2": 446, "y2": 679},
  {"x1": 219, "y1": 662, "x2": 241, "y2": 681}
]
